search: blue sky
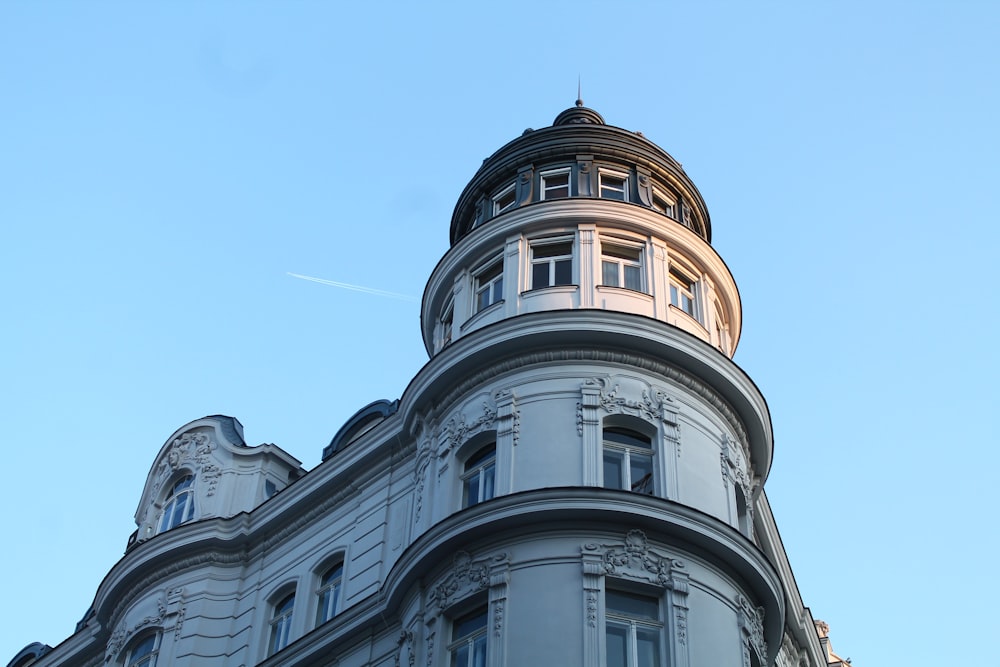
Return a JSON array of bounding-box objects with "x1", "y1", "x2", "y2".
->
[{"x1": 2, "y1": 2, "x2": 998, "y2": 664}]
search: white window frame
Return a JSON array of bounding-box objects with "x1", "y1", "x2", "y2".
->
[
  {"x1": 540, "y1": 167, "x2": 572, "y2": 200},
  {"x1": 462, "y1": 444, "x2": 496, "y2": 508},
  {"x1": 529, "y1": 238, "x2": 574, "y2": 289},
  {"x1": 598, "y1": 169, "x2": 629, "y2": 201},
  {"x1": 448, "y1": 607, "x2": 489, "y2": 667},
  {"x1": 651, "y1": 186, "x2": 676, "y2": 218},
  {"x1": 269, "y1": 592, "x2": 295, "y2": 656},
  {"x1": 124, "y1": 633, "x2": 160, "y2": 667},
  {"x1": 473, "y1": 256, "x2": 504, "y2": 313},
  {"x1": 602, "y1": 428, "x2": 655, "y2": 495},
  {"x1": 158, "y1": 474, "x2": 195, "y2": 533},
  {"x1": 668, "y1": 266, "x2": 699, "y2": 319},
  {"x1": 604, "y1": 589, "x2": 664, "y2": 667},
  {"x1": 492, "y1": 182, "x2": 516, "y2": 215},
  {"x1": 600, "y1": 240, "x2": 645, "y2": 292},
  {"x1": 316, "y1": 561, "x2": 343, "y2": 625},
  {"x1": 440, "y1": 298, "x2": 454, "y2": 348}
]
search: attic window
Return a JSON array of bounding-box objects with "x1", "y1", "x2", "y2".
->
[{"x1": 158, "y1": 475, "x2": 195, "y2": 533}]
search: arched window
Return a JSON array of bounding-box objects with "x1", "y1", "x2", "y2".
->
[
  {"x1": 269, "y1": 593, "x2": 295, "y2": 655},
  {"x1": 158, "y1": 475, "x2": 195, "y2": 533},
  {"x1": 124, "y1": 633, "x2": 159, "y2": 667},
  {"x1": 316, "y1": 562, "x2": 343, "y2": 625},
  {"x1": 603, "y1": 428, "x2": 654, "y2": 495},
  {"x1": 462, "y1": 444, "x2": 496, "y2": 508}
]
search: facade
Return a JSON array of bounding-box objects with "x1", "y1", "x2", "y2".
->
[{"x1": 9, "y1": 102, "x2": 846, "y2": 667}]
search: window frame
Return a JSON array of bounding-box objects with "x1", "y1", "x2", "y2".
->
[
  {"x1": 461, "y1": 443, "x2": 496, "y2": 508},
  {"x1": 440, "y1": 298, "x2": 454, "y2": 348},
  {"x1": 124, "y1": 633, "x2": 160, "y2": 667},
  {"x1": 604, "y1": 589, "x2": 665, "y2": 667},
  {"x1": 539, "y1": 167, "x2": 572, "y2": 200},
  {"x1": 473, "y1": 256, "x2": 504, "y2": 313},
  {"x1": 158, "y1": 474, "x2": 195, "y2": 533},
  {"x1": 448, "y1": 606, "x2": 489, "y2": 667},
  {"x1": 268, "y1": 592, "x2": 295, "y2": 656},
  {"x1": 316, "y1": 561, "x2": 344, "y2": 625},
  {"x1": 529, "y1": 238, "x2": 574, "y2": 289},
  {"x1": 492, "y1": 182, "x2": 516, "y2": 216},
  {"x1": 651, "y1": 186, "x2": 676, "y2": 218},
  {"x1": 600, "y1": 240, "x2": 645, "y2": 292},
  {"x1": 602, "y1": 427, "x2": 655, "y2": 495},
  {"x1": 598, "y1": 169, "x2": 630, "y2": 202},
  {"x1": 668, "y1": 265, "x2": 699, "y2": 319}
]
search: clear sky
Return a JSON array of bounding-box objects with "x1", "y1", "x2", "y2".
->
[{"x1": 2, "y1": 2, "x2": 998, "y2": 664}]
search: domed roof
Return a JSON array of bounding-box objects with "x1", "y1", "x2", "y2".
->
[
  {"x1": 448, "y1": 102, "x2": 712, "y2": 245},
  {"x1": 552, "y1": 99, "x2": 606, "y2": 126}
]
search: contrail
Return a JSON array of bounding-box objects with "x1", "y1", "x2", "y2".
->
[{"x1": 287, "y1": 273, "x2": 420, "y2": 303}]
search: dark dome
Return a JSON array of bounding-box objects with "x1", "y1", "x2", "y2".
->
[{"x1": 552, "y1": 100, "x2": 606, "y2": 126}]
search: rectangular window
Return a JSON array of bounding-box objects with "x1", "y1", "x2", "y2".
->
[
  {"x1": 652, "y1": 187, "x2": 676, "y2": 218},
  {"x1": 669, "y1": 268, "x2": 698, "y2": 317},
  {"x1": 462, "y1": 444, "x2": 496, "y2": 508},
  {"x1": 540, "y1": 168, "x2": 571, "y2": 200},
  {"x1": 474, "y1": 258, "x2": 504, "y2": 312},
  {"x1": 530, "y1": 241, "x2": 573, "y2": 289},
  {"x1": 440, "y1": 300, "x2": 454, "y2": 347},
  {"x1": 450, "y1": 608, "x2": 488, "y2": 667},
  {"x1": 492, "y1": 183, "x2": 516, "y2": 215},
  {"x1": 599, "y1": 170, "x2": 629, "y2": 201},
  {"x1": 605, "y1": 590, "x2": 663, "y2": 667},
  {"x1": 601, "y1": 243, "x2": 644, "y2": 292},
  {"x1": 603, "y1": 429, "x2": 654, "y2": 495}
]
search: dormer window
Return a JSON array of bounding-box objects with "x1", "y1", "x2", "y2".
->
[
  {"x1": 158, "y1": 475, "x2": 195, "y2": 533},
  {"x1": 599, "y1": 170, "x2": 629, "y2": 201},
  {"x1": 492, "y1": 183, "x2": 516, "y2": 215}
]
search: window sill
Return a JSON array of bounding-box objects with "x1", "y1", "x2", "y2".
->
[
  {"x1": 596, "y1": 285, "x2": 652, "y2": 299},
  {"x1": 522, "y1": 284, "x2": 578, "y2": 295}
]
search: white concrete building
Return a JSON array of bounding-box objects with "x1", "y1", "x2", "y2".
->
[{"x1": 8, "y1": 102, "x2": 847, "y2": 667}]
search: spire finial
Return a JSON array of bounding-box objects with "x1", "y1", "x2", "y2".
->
[{"x1": 576, "y1": 76, "x2": 583, "y2": 107}]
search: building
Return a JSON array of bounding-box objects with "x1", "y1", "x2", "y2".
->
[{"x1": 8, "y1": 102, "x2": 846, "y2": 667}]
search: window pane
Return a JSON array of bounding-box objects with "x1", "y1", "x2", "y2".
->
[
  {"x1": 481, "y1": 464, "x2": 495, "y2": 501},
  {"x1": 464, "y1": 474, "x2": 480, "y2": 506},
  {"x1": 473, "y1": 635, "x2": 487, "y2": 667},
  {"x1": 604, "y1": 429, "x2": 651, "y2": 449},
  {"x1": 492, "y1": 278, "x2": 503, "y2": 303},
  {"x1": 451, "y1": 644, "x2": 469, "y2": 667},
  {"x1": 603, "y1": 450, "x2": 624, "y2": 490},
  {"x1": 602, "y1": 261, "x2": 619, "y2": 287},
  {"x1": 605, "y1": 622, "x2": 628, "y2": 667},
  {"x1": 636, "y1": 627, "x2": 661, "y2": 667},
  {"x1": 630, "y1": 452, "x2": 654, "y2": 495},
  {"x1": 624, "y1": 265, "x2": 642, "y2": 291},
  {"x1": 532, "y1": 262, "x2": 549, "y2": 288},
  {"x1": 454, "y1": 610, "x2": 488, "y2": 639},
  {"x1": 533, "y1": 242, "x2": 571, "y2": 259},
  {"x1": 554, "y1": 259, "x2": 572, "y2": 285},
  {"x1": 606, "y1": 591, "x2": 659, "y2": 620},
  {"x1": 477, "y1": 289, "x2": 490, "y2": 312}
]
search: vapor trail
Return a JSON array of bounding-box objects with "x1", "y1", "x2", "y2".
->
[{"x1": 287, "y1": 273, "x2": 420, "y2": 303}]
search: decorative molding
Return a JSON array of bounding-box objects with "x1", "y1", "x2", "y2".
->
[
  {"x1": 737, "y1": 594, "x2": 768, "y2": 665},
  {"x1": 586, "y1": 377, "x2": 679, "y2": 426},
  {"x1": 439, "y1": 401, "x2": 498, "y2": 457},
  {"x1": 583, "y1": 529, "x2": 686, "y2": 589},
  {"x1": 429, "y1": 551, "x2": 509, "y2": 611},
  {"x1": 395, "y1": 630, "x2": 415, "y2": 667},
  {"x1": 425, "y1": 630, "x2": 435, "y2": 667},
  {"x1": 585, "y1": 590, "x2": 598, "y2": 628},
  {"x1": 492, "y1": 599, "x2": 504, "y2": 638}
]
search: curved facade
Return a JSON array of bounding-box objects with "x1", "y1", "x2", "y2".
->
[{"x1": 9, "y1": 104, "x2": 841, "y2": 667}]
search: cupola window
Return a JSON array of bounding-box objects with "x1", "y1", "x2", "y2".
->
[
  {"x1": 540, "y1": 168, "x2": 571, "y2": 200},
  {"x1": 492, "y1": 183, "x2": 516, "y2": 215},
  {"x1": 599, "y1": 170, "x2": 629, "y2": 201},
  {"x1": 651, "y1": 187, "x2": 676, "y2": 218}
]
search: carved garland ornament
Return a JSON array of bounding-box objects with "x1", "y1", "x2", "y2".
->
[
  {"x1": 429, "y1": 551, "x2": 508, "y2": 610},
  {"x1": 737, "y1": 594, "x2": 768, "y2": 664}
]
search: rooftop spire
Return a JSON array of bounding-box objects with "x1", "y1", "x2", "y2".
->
[{"x1": 576, "y1": 76, "x2": 583, "y2": 107}]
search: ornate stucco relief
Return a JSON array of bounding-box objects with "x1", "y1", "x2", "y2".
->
[
  {"x1": 428, "y1": 550, "x2": 509, "y2": 612},
  {"x1": 737, "y1": 594, "x2": 768, "y2": 665},
  {"x1": 106, "y1": 587, "x2": 185, "y2": 661}
]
